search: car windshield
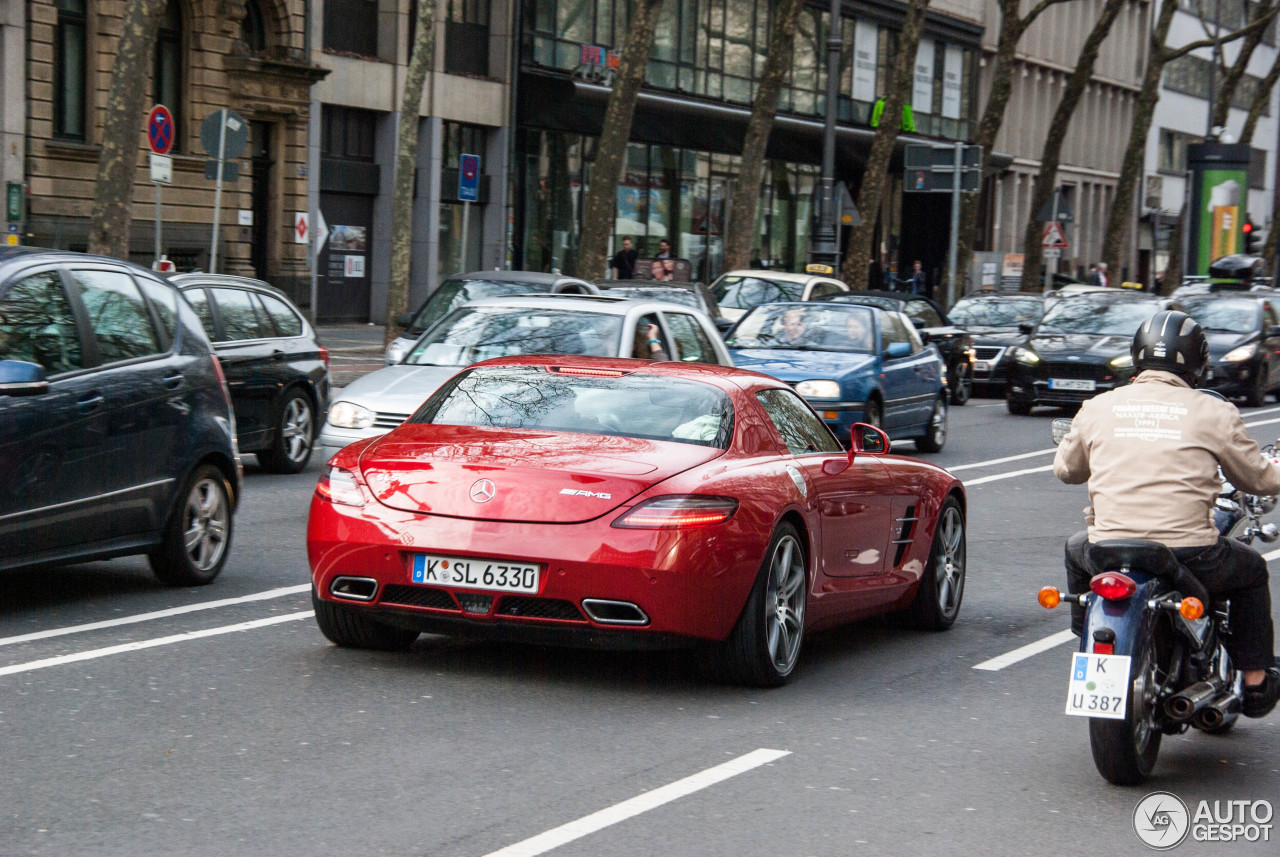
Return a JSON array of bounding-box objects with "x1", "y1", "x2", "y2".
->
[
  {"x1": 712, "y1": 276, "x2": 803, "y2": 310},
  {"x1": 1181, "y1": 298, "x2": 1260, "y2": 334},
  {"x1": 411, "y1": 366, "x2": 735, "y2": 448},
  {"x1": 406, "y1": 279, "x2": 550, "y2": 335},
  {"x1": 404, "y1": 307, "x2": 623, "y2": 366},
  {"x1": 604, "y1": 287, "x2": 699, "y2": 308},
  {"x1": 948, "y1": 297, "x2": 1044, "y2": 327},
  {"x1": 1036, "y1": 299, "x2": 1161, "y2": 336},
  {"x1": 724, "y1": 304, "x2": 876, "y2": 353}
]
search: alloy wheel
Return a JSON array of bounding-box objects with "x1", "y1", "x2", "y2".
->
[
  {"x1": 935, "y1": 504, "x2": 964, "y2": 617},
  {"x1": 765, "y1": 534, "x2": 806, "y2": 674},
  {"x1": 183, "y1": 477, "x2": 229, "y2": 572}
]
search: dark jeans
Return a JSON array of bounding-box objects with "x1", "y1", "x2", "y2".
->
[{"x1": 1065, "y1": 530, "x2": 1276, "y2": 671}]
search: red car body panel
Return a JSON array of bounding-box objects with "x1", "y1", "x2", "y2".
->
[{"x1": 307, "y1": 356, "x2": 964, "y2": 647}]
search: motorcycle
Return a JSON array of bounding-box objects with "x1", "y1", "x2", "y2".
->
[{"x1": 1039, "y1": 417, "x2": 1279, "y2": 785}]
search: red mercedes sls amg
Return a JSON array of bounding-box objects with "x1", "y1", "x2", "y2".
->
[{"x1": 307, "y1": 356, "x2": 966, "y2": 686}]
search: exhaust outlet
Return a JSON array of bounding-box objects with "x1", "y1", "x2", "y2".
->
[
  {"x1": 581, "y1": 599, "x2": 650, "y2": 625},
  {"x1": 1192, "y1": 693, "x2": 1242, "y2": 731},
  {"x1": 330, "y1": 576, "x2": 378, "y2": 602},
  {"x1": 1165, "y1": 680, "x2": 1222, "y2": 721}
]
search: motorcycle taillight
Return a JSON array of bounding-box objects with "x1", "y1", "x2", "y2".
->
[{"x1": 1089, "y1": 572, "x2": 1138, "y2": 600}]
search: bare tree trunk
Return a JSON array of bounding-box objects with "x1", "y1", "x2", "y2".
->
[
  {"x1": 86, "y1": 0, "x2": 167, "y2": 258},
  {"x1": 1210, "y1": 1, "x2": 1276, "y2": 130},
  {"x1": 383, "y1": 0, "x2": 436, "y2": 346},
  {"x1": 842, "y1": 0, "x2": 931, "y2": 287},
  {"x1": 1018, "y1": 0, "x2": 1126, "y2": 293},
  {"x1": 724, "y1": 0, "x2": 803, "y2": 272},
  {"x1": 576, "y1": 0, "x2": 666, "y2": 280},
  {"x1": 1241, "y1": 50, "x2": 1280, "y2": 144},
  {"x1": 954, "y1": 0, "x2": 1078, "y2": 289},
  {"x1": 1162, "y1": 207, "x2": 1184, "y2": 295}
]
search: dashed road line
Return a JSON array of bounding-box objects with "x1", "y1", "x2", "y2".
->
[
  {"x1": 963, "y1": 464, "x2": 1055, "y2": 486},
  {"x1": 948, "y1": 448, "x2": 1055, "y2": 472}
]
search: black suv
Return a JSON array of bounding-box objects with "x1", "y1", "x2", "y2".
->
[
  {"x1": 0, "y1": 248, "x2": 240, "y2": 585},
  {"x1": 170, "y1": 274, "x2": 329, "y2": 473}
]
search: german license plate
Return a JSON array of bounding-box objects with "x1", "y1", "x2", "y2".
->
[
  {"x1": 1049, "y1": 378, "x2": 1096, "y2": 391},
  {"x1": 410, "y1": 553, "x2": 540, "y2": 593},
  {"x1": 1065, "y1": 652, "x2": 1131, "y2": 720}
]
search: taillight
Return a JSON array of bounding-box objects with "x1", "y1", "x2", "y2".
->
[
  {"x1": 210, "y1": 354, "x2": 232, "y2": 407},
  {"x1": 1089, "y1": 572, "x2": 1137, "y2": 600},
  {"x1": 318, "y1": 345, "x2": 330, "y2": 370},
  {"x1": 1093, "y1": 642, "x2": 1115, "y2": 655},
  {"x1": 316, "y1": 466, "x2": 366, "y2": 507},
  {"x1": 611, "y1": 496, "x2": 738, "y2": 529}
]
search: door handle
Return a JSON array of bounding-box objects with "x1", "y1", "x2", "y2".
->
[
  {"x1": 162, "y1": 372, "x2": 184, "y2": 390},
  {"x1": 272, "y1": 350, "x2": 287, "y2": 361},
  {"x1": 77, "y1": 393, "x2": 104, "y2": 413}
]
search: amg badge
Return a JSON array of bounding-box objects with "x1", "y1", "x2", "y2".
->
[{"x1": 560, "y1": 488, "x2": 612, "y2": 499}]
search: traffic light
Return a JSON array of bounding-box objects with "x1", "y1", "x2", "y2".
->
[{"x1": 1244, "y1": 220, "x2": 1261, "y2": 254}]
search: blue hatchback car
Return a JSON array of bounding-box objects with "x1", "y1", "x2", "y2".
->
[
  {"x1": 726, "y1": 302, "x2": 949, "y2": 452},
  {"x1": 0, "y1": 248, "x2": 241, "y2": 584}
]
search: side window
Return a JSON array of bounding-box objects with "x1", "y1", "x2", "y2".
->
[
  {"x1": 69, "y1": 269, "x2": 162, "y2": 363},
  {"x1": 879, "y1": 311, "x2": 913, "y2": 357},
  {"x1": 631, "y1": 312, "x2": 672, "y2": 359},
  {"x1": 182, "y1": 288, "x2": 218, "y2": 338},
  {"x1": 0, "y1": 272, "x2": 83, "y2": 375},
  {"x1": 756, "y1": 388, "x2": 842, "y2": 455},
  {"x1": 904, "y1": 299, "x2": 944, "y2": 327},
  {"x1": 258, "y1": 292, "x2": 303, "y2": 337},
  {"x1": 809, "y1": 281, "x2": 841, "y2": 300},
  {"x1": 664, "y1": 312, "x2": 718, "y2": 364},
  {"x1": 134, "y1": 275, "x2": 178, "y2": 342},
  {"x1": 210, "y1": 288, "x2": 269, "y2": 341}
]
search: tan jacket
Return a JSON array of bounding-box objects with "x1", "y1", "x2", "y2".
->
[{"x1": 1054, "y1": 370, "x2": 1280, "y2": 547}]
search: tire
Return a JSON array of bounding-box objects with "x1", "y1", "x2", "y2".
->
[
  {"x1": 1007, "y1": 396, "x2": 1032, "y2": 416},
  {"x1": 149, "y1": 464, "x2": 233, "y2": 586},
  {"x1": 864, "y1": 397, "x2": 883, "y2": 429},
  {"x1": 1245, "y1": 363, "x2": 1268, "y2": 408},
  {"x1": 950, "y1": 363, "x2": 971, "y2": 406},
  {"x1": 1088, "y1": 630, "x2": 1163, "y2": 785},
  {"x1": 311, "y1": 588, "x2": 420, "y2": 650},
  {"x1": 906, "y1": 498, "x2": 965, "y2": 630},
  {"x1": 915, "y1": 396, "x2": 948, "y2": 453},
  {"x1": 260, "y1": 389, "x2": 315, "y2": 473},
  {"x1": 698, "y1": 523, "x2": 807, "y2": 687}
]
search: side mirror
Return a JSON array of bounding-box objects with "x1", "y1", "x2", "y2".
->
[
  {"x1": 395, "y1": 312, "x2": 413, "y2": 328},
  {"x1": 0, "y1": 360, "x2": 49, "y2": 397},
  {"x1": 1018, "y1": 322, "x2": 1035, "y2": 335},
  {"x1": 1051, "y1": 417, "x2": 1073, "y2": 445},
  {"x1": 850, "y1": 422, "x2": 889, "y2": 456},
  {"x1": 885, "y1": 341, "x2": 912, "y2": 359}
]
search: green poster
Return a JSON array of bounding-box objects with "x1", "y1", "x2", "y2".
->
[{"x1": 1197, "y1": 167, "x2": 1247, "y2": 272}]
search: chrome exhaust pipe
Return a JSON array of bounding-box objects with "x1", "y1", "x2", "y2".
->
[
  {"x1": 330, "y1": 576, "x2": 378, "y2": 602},
  {"x1": 581, "y1": 599, "x2": 650, "y2": 626},
  {"x1": 1192, "y1": 692, "x2": 1242, "y2": 731},
  {"x1": 1165, "y1": 680, "x2": 1223, "y2": 721}
]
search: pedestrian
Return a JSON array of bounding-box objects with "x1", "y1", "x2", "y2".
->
[
  {"x1": 610, "y1": 237, "x2": 638, "y2": 280},
  {"x1": 656, "y1": 238, "x2": 672, "y2": 259},
  {"x1": 909, "y1": 260, "x2": 927, "y2": 296},
  {"x1": 1096, "y1": 262, "x2": 1109, "y2": 287},
  {"x1": 1085, "y1": 263, "x2": 1099, "y2": 285}
]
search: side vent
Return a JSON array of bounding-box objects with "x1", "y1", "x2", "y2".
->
[{"x1": 891, "y1": 505, "x2": 918, "y2": 568}]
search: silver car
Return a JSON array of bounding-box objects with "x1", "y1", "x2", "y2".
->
[{"x1": 320, "y1": 294, "x2": 733, "y2": 453}]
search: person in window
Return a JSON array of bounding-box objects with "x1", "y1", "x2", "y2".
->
[
  {"x1": 656, "y1": 238, "x2": 672, "y2": 259},
  {"x1": 632, "y1": 322, "x2": 669, "y2": 360},
  {"x1": 610, "y1": 237, "x2": 638, "y2": 279},
  {"x1": 844, "y1": 313, "x2": 872, "y2": 351},
  {"x1": 779, "y1": 309, "x2": 811, "y2": 347}
]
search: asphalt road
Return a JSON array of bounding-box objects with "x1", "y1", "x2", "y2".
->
[{"x1": 2, "y1": 398, "x2": 1278, "y2": 857}]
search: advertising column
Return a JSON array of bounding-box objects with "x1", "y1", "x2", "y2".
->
[{"x1": 1186, "y1": 142, "x2": 1251, "y2": 275}]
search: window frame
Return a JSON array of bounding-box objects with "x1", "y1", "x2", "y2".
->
[
  {"x1": 755, "y1": 387, "x2": 843, "y2": 456},
  {"x1": 153, "y1": 2, "x2": 184, "y2": 153},
  {"x1": 53, "y1": 0, "x2": 88, "y2": 141},
  {"x1": 0, "y1": 267, "x2": 88, "y2": 377},
  {"x1": 64, "y1": 267, "x2": 169, "y2": 367}
]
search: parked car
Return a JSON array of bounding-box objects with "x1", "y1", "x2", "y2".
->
[
  {"x1": 820, "y1": 291, "x2": 975, "y2": 405},
  {"x1": 319, "y1": 294, "x2": 732, "y2": 453},
  {"x1": 170, "y1": 274, "x2": 329, "y2": 473},
  {"x1": 725, "y1": 301, "x2": 948, "y2": 452},
  {"x1": 308, "y1": 355, "x2": 966, "y2": 686},
  {"x1": 708, "y1": 270, "x2": 849, "y2": 323},
  {"x1": 383, "y1": 271, "x2": 598, "y2": 364},
  {"x1": 1180, "y1": 292, "x2": 1280, "y2": 406},
  {"x1": 1005, "y1": 291, "x2": 1167, "y2": 415},
  {"x1": 0, "y1": 247, "x2": 240, "y2": 585},
  {"x1": 590, "y1": 280, "x2": 730, "y2": 332},
  {"x1": 945, "y1": 291, "x2": 1047, "y2": 394}
]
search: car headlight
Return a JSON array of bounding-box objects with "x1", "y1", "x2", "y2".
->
[
  {"x1": 1110, "y1": 354, "x2": 1133, "y2": 369},
  {"x1": 794, "y1": 380, "x2": 841, "y2": 399},
  {"x1": 328, "y1": 401, "x2": 375, "y2": 429},
  {"x1": 385, "y1": 340, "x2": 407, "y2": 365},
  {"x1": 1222, "y1": 344, "x2": 1258, "y2": 363},
  {"x1": 1013, "y1": 346, "x2": 1041, "y2": 365}
]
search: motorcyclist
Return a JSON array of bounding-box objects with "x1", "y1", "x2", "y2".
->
[{"x1": 1053, "y1": 309, "x2": 1280, "y2": 718}]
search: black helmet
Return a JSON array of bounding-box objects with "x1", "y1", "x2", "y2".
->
[{"x1": 1131, "y1": 310, "x2": 1208, "y2": 383}]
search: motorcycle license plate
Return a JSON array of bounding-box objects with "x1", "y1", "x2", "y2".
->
[{"x1": 1064, "y1": 652, "x2": 1131, "y2": 720}]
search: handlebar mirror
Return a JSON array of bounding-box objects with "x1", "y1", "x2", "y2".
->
[{"x1": 1051, "y1": 417, "x2": 1073, "y2": 446}]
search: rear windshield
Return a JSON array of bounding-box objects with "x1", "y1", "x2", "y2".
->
[
  {"x1": 712, "y1": 276, "x2": 802, "y2": 310},
  {"x1": 948, "y1": 297, "x2": 1044, "y2": 327},
  {"x1": 407, "y1": 279, "x2": 551, "y2": 335},
  {"x1": 410, "y1": 366, "x2": 735, "y2": 448},
  {"x1": 604, "y1": 287, "x2": 699, "y2": 308},
  {"x1": 405, "y1": 307, "x2": 623, "y2": 366}
]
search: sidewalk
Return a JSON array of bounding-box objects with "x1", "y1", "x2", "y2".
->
[{"x1": 316, "y1": 322, "x2": 388, "y2": 388}]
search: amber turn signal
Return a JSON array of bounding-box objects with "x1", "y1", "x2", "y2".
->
[
  {"x1": 1179, "y1": 597, "x2": 1204, "y2": 620},
  {"x1": 1038, "y1": 586, "x2": 1062, "y2": 609}
]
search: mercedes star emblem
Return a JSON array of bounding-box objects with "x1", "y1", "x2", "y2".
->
[{"x1": 469, "y1": 479, "x2": 496, "y2": 503}]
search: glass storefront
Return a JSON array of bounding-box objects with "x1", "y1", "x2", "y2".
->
[{"x1": 518, "y1": 129, "x2": 819, "y2": 282}]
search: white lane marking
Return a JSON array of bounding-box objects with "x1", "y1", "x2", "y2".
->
[
  {"x1": 0, "y1": 612, "x2": 312, "y2": 677},
  {"x1": 0, "y1": 584, "x2": 311, "y2": 649},
  {"x1": 973, "y1": 629, "x2": 1077, "y2": 671},
  {"x1": 479, "y1": 748, "x2": 791, "y2": 857},
  {"x1": 1244, "y1": 416, "x2": 1280, "y2": 429},
  {"x1": 1244, "y1": 404, "x2": 1280, "y2": 418},
  {"x1": 948, "y1": 448, "x2": 1056, "y2": 472},
  {"x1": 963, "y1": 464, "x2": 1055, "y2": 486},
  {"x1": 1265, "y1": 548, "x2": 1280, "y2": 562}
]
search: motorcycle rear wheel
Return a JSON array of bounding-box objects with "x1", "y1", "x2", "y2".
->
[{"x1": 1088, "y1": 633, "x2": 1162, "y2": 785}]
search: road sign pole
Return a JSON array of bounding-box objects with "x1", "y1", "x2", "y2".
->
[
  {"x1": 946, "y1": 142, "x2": 962, "y2": 308},
  {"x1": 1049, "y1": 190, "x2": 1061, "y2": 277},
  {"x1": 155, "y1": 183, "x2": 163, "y2": 266},
  {"x1": 210, "y1": 111, "x2": 228, "y2": 274},
  {"x1": 460, "y1": 200, "x2": 471, "y2": 273}
]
